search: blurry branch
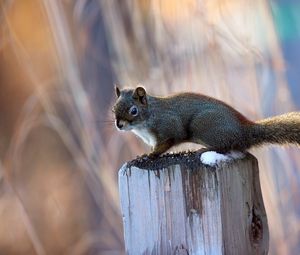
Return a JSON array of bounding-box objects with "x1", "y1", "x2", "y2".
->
[
  {"x1": 1, "y1": 0, "x2": 123, "y2": 252},
  {"x1": 14, "y1": 194, "x2": 46, "y2": 255},
  {"x1": 42, "y1": 0, "x2": 110, "y2": 194},
  {"x1": 42, "y1": 0, "x2": 123, "y2": 242},
  {"x1": 3, "y1": 107, "x2": 47, "y2": 255}
]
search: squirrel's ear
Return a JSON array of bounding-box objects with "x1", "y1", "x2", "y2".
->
[
  {"x1": 115, "y1": 85, "x2": 121, "y2": 98},
  {"x1": 133, "y1": 86, "x2": 147, "y2": 105}
]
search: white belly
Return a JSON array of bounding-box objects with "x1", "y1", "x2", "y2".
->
[{"x1": 131, "y1": 128, "x2": 157, "y2": 148}]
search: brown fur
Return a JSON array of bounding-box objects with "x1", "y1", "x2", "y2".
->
[
  {"x1": 114, "y1": 87, "x2": 300, "y2": 156},
  {"x1": 249, "y1": 112, "x2": 300, "y2": 147}
]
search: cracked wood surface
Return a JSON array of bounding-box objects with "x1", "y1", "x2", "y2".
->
[{"x1": 119, "y1": 153, "x2": 269, "y2": 255}]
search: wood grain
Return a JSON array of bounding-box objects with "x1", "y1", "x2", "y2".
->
[{"x1": 119, "y1": 153, "x2": 269, "y2": 255}]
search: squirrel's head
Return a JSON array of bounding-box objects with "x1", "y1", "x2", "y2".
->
[{"x1": 112, "y1": 86, "x2": 149, "y2": 131}]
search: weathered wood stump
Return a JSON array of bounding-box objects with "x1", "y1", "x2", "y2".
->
[{"x1": 119, "y1": 151, "x2": 269, "y2": 255}]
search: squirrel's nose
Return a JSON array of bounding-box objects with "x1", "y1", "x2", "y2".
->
[{"x1": 116, "y1": 120, "x2": 124, "y2": 129}]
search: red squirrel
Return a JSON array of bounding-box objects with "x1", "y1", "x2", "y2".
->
[{"x1": 113, "y1": 86, "x2": 300, "y2": 158}]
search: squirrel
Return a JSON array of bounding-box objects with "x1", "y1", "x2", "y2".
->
[{"x1": 113, "y1": 86, "x2": 300, "y2": 158}]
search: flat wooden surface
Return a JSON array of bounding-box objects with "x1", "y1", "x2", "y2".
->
[{"x1": 119, "y1": 152, "x2": 269, "y2": 255}]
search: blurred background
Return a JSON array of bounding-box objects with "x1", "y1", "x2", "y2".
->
[{"x1": 0, "y1": 0, "x2": 300, "y2": 254}]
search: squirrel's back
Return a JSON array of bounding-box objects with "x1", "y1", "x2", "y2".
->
[
  {"x1": 148, "y1": 92, "x2": 253, "y2": 125},
  {"x1": 113, "y1": 86, "x2": 300, "y2": 156}
]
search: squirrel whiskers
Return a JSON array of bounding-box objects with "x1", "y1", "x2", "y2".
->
[{"x1": 113, "y1": 86, "x2": 300, "y2": 158}]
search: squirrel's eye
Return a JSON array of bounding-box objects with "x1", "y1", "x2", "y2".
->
[{"x1": 129, "y1": 105, "x2": 138, "y2": 116}]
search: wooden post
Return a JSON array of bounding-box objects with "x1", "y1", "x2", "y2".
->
[{"x1": 119, "y1": 152, "x2": 269, "y2": 255}]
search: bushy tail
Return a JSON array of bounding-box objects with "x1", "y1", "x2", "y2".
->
[{"x1": 249, "y1": 112, "x2": 300, "y2": 147}]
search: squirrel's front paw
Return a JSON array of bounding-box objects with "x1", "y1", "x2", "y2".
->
[
  {"x1": 147, "y1": 152, "x2": 160, "y2": 159},
  {"x1": 135, "y1": 153, "x2": 148, "y2": 160},
  {"x1": 135, "y1": 153, "x2": 159, "y2": 161}
]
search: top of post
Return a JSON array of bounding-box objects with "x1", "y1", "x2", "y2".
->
[{"x1": 125, "y1": 149, "x2": 257, "y2": 171}]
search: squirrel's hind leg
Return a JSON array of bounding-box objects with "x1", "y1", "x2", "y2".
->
[{"x1": 200, "y1": 150, "x2": 245, "y2": 166}]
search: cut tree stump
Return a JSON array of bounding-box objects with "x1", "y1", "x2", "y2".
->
[{"x1": 119, "y1": 151, "x2": 269, "y2": 255}]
